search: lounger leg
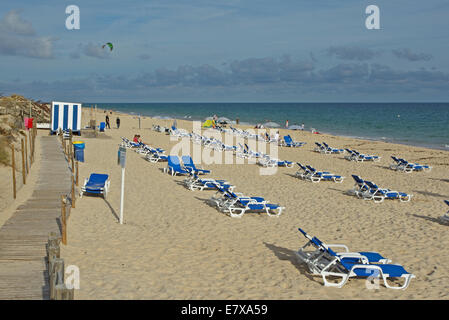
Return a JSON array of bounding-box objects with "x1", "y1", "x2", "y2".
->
[
  {"x1": 229, "y1": 208, "x2": 245, "y2": 218},
  {"x1": 321, "y1": 272, "x2": 350, "y2": 288},
  {"x1": 373, "y1": 196, "x2": 384, "y2": 203},
  {"x1": 382, "y1": 274, "x2": 415, "y2": 290},
  {"x1": 266, "y1": 207, "x2": 283, "y2": 217}
]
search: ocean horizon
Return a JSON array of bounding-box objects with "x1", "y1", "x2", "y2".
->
[{"x1": 86, "y1": 102, "x2": 449, "y2": 151}]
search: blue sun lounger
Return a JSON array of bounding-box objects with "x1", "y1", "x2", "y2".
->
[
  {"x1": 345, "y1": 149, "x2": 380, "y2": 162},
  {"x1": 121, "y1": 137, "x2": 141, "y2": 148},
  {"x1": 258, "y1": 155, "x2": 293, "y2": 167},
  {"x1": 164, "y1": 156, "x2": 192, "y2": 176},
  {"x1": 362, "y1": 181, "x2": 412, "y2": 203},
  {"x1": 80, "y1": 173, "x2": 110, "y2": 198},
  {"x1": 210, "y1": 185, "x2": 266, "y2": 208},
  {"x1": 244, "y1": 144, "x2": 263, "y2": 158},
  {"x1": 297, "y1": 228, "x2": 391, "y2": 264},
  {"x1": 294, "y1": 162, "x2": 312, "y2": 179},
  {"x1": 353, "y1": 150, "x2": 380, "y2": 162},
  {"x1": 145, "y1": 147, "x2": 168, "y2": 163},
  {"x1": 283, "y1": 135, "x2": 305, "y2": 147},
  {"x1": 314, "y1": 142, "x2": 326, "y2": 153},
  {"x1": 181, "y1": 155, "x2": 211, "y2": 175},
  {"x1": 322, "y1": 142, "x2": 345, "y2": 154},
  {"x1": 295, "y1": 163, "x2": 332, "y2": 180},
  {"x1": 221, "y1": 192, "x2": 283, "y2": 218},
  {"x1": 305, "y1": 165, "x2": 344, "y2": 183},
  {"x1": 209, "y1": 186, "x2": 284, "y2": 217},
  {"x1": 296, "y1": 228, "x2": 415, "y2": 289},
  {"x1": 394, "y1": 157, "x2": 432, "y2": 173},
  {"x1": 349, "y1": 175, "x2": 371, "y2": 197},
  {"x1": 184, "y1": 174, "x2": 234, "y2": 192},
  {"x1": 236, "y1": 143, "x2": 250, "y2": 158}
]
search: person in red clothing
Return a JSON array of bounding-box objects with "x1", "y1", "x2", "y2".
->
[{"x1": 133, "y1": 134, "x2": 148, "y2": 145}]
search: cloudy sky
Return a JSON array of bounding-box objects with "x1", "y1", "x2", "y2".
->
[{"x1": 0, "y1": 0, "x2": 448, "y2": 102}]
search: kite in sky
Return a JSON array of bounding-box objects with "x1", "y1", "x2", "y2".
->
[{"x1": 102, "y1": 42, "x2": 113, "y2": 51}]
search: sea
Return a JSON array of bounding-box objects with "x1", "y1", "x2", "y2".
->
[{"x1": 88, "y1": 103, "x2": 449, "y2": 150}]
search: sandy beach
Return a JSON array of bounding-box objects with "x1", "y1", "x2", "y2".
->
[{"x1": 50, "y1": 107, "x2": 449, "y2": 300}]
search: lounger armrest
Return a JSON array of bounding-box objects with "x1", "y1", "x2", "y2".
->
[
  {"x1": 326, "y1": 244, "x2": 350, "y2": 252},
  {"x1": 337, "y1": 253, "x2": 369, "y2": 264}
]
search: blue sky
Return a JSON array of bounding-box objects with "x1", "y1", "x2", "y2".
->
[{"x1": 0, "y1": 0, "x2": 448, "y2": 102}]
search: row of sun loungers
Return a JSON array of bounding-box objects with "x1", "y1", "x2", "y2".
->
[
  {"x1": 344, "y1": 149, "x2": 381, "y2": 162},
  {"x1": 120, "y1": 137, "x2": 169, "y2": 163},
  {"x1": 295, "y1": 163, "x2": 344, "y2": 183},
  {"x1": 80, "y1": 135, "x2": 434, "y2": 290},
  {"x1": 163, "y1": 155, "x2": 211, "y2": 176},
  {"x1": 349, "y1": 175, "x2": 412, "y2": 203},
  {"x1": 225, "y1": 126, "x2": 263, "y2": 141},
  {"x1": 159, "y1": 155, "x2": 285, "y2": 218},
  {"x1": 390, "y1": 156, "x2": 432, "y2": 173},
  {"x1": 296, "y1": 228, "x2": 415, "y2": 289}
]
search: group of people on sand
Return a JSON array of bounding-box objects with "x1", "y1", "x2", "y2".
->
[{"x1": 105, "y1": 112, "x2": 120, "y2": 129}]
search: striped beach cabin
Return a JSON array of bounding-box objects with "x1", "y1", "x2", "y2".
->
[{"x1": 51, "y1": 101, "x2": 82, "y2": 135}]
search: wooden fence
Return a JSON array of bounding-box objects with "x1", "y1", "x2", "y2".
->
[
  {"x1": 46, "y1": 232, "x2": 74, "y2": 300},
  {"x1": 9, "y1": 121, "x2": 37, "y2": 199}
]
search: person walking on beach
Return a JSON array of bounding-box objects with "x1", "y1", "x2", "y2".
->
[
  {"x1": 285, "y1": 119, "x2": 289, "y2": 128},
  {"x1": 116, "y1": 116, "x2": 120, "y2": 129},
  {"x1": 105, "y1": 115, "x2": 111, "y2": 129}
]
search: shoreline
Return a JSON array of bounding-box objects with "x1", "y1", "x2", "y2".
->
[{"x1": 95, "y1": 106, "x2": 449, "y2": 153}]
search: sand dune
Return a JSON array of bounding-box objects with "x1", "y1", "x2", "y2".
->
[{"x1": 60, "y1": 108, "x2": 449, "y2": 299}]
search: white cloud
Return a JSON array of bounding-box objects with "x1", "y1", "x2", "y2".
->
[
  {"x1": 0, "y1": 10, "x2": 35, "y2": 35},
  {"x1": 0, "y1": 10, "x2": 54, "y2": 59}
]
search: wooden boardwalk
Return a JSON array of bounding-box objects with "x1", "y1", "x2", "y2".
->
[{"x1": 0, "y1": 136, "x2": 72, "y2": 300}]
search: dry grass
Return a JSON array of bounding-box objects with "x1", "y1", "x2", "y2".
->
[{"x1": 0, "y1": 136, "x2": 9, "y2": 166}]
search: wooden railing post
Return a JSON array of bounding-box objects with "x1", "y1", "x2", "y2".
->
[
  {"x1": 71, "y1": 145, "x2": 74, "y2": 173},
  {"x1": 71, "y1": 176, "x2": 75, "y2": 209},
  {"x1": 24, "y1": 134, "x2": 29, "y2": 174},
  {"x1": 51, "y1": 258, "x2": 64, "y2": 300},
  {"x1": 31, "y1": 123, "x2": 35, "y2": 164},
  {"x1": 28, "y1": 130, "x2": 33, "y2": 167},
  {"x1": 76, "y1": 160, "x2": 79, "y2": 186},
  {"x1": 47, "y1": 234, "x2": 74, "y2": 300},
  {"x1": 61, "y1": 196, "x2": 67, "y2": 245},
  {"x1": 47, "y1": 233, "x2": 60, "y2": 265},
  {"x1": 10, "y1": 144, "x2": 16, "y2": 199},
  {"x1": 21, "y1": 139, "x2": 26, "y2": 185}
]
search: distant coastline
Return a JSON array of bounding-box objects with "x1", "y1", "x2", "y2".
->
[{"x1": 86, "y1": 104, "x2": 449, "y2": 152}]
